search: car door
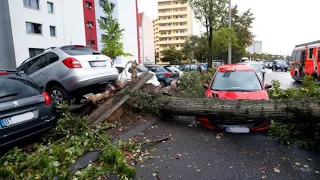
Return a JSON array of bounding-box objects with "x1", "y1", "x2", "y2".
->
[
  {"x1": 27, "y1": 55, "x2": 46, "y2": 89},
  {"x1": 43, "y1": 52, "x2": 60, "y2": 84}
]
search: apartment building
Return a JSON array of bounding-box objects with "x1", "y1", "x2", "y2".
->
[
  {"x1": 153, "y1": 0, "x2": 193, "y2": 57},
  {"x1": 0, "y1": 0, "x2": 139, "y2": 69},
  {"x1": 138, "y1": 12, "x2": 155, "y2": 64},
  {"x1": 0, "y1": 0, "x2": 86, "y2": 69},
  {"x1": 95, "y1": 0, "x2": 139, "y2": 64}
]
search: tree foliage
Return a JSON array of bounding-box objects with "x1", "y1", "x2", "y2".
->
[
  {"x1": 184, "y1": 0, "x2": 228, "y2": 67},
  {"x1": 98, "y1": 1, "x2": 131, "y2": 59},
  {"x1": 161, "y1": 46, "x2": 183, "y2": 64}
]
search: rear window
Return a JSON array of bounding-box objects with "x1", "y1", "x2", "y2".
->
[
  {"x1": 0, "y1": 75, "x2": 41, "y2": 103},
  {"x1": 211, "y1": 71, "x2": 262, "y2": 91},
  {"x1": 60, "y1": 46, "x2": 102, "y2": 56}
]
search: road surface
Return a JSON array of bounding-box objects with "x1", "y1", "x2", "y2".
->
[{"x1": 264, "y1": 69, "x2": 300, "y2": 89}]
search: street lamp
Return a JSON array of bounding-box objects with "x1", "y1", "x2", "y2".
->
[
  {"x1": 227, "y1": 0, "x2": 232, "y2": 64},
  {"x1": 86, "y1": 22, "x2": 93, "y2": 47}
]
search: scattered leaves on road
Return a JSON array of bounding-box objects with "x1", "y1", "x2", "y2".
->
[
  {"x1": 281, "y1": 156, "x2": 287, "y2": 160},
  {"x1": 262, "y1": 175, "x2": 267, "y2": 179},
  {"x1": 295, "y1": 162, "x2": 301, "y2": 166},
  {"x1": 274, "y1": 167, "x2": 280, "y2": 173},
  {"x1": 315, "y1": 171, "x2": 319, "y2": 174}
]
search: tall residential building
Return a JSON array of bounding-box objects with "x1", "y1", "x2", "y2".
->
[
  {"x1": 247, "y1": 41, "x2": 263, "y2": 55},
  {"x1": 138, "y1": 12, "x2": 155, "y2": 64},
  {"x1": 0, "y1": 0, "x2": 139, "y2": 69},
  {"x1": 153, "y1": 0, "x2": 193, "y2": 57}
]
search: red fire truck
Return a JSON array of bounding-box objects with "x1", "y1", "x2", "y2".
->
[{"x1": 290, "y1": 40, "x2": 320, "y2": 82}]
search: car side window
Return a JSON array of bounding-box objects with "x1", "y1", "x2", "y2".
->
[
  {"x1": 39, "y1": 55, "x2": 48, "y2": 69},
  {"x1": 184, "y1": 65, "x2": 190, "y2": 71},
  {"x1": 191, "y1": 65, "x2": 197, "y2": 70},
  {"x1": 45, "y1": 52, "x2": 59, "y2": 65},
  {"x1": 27, "y1": 57, "x2": 41, "y2": 74}
]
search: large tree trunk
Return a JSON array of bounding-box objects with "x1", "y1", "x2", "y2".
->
[{"x1": 155, "y1": 98, "x2": 320, "y2": 122}]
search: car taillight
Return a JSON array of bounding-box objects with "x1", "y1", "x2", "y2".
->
[
  {"x1": 0, "y1": 72, "x2": 9, "y2": 75},
  {"x1": 164, "y1": 72, "x2": 173, "y2": 77},
  {"x1": 42, "y1": 92, "x2": 52, "y2": 105},
  {"x1": 62, "y1": 57, "x2": 82, "y2": 68}
]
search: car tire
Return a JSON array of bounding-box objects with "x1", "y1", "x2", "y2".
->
[{"x1": 49, "y1": 85, "x2": 71, "y2": 105}]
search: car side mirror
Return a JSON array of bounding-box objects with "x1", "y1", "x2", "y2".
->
[
  {"x1": 151, "y1": 68, "x2": 156, "y2": 72},
  {"x1": 261, "y1": 69, "x2": 266, "y2": 73},
  {"x1": 265, "y1": 84, "x2": 272, "y2": 89},
  {"x1": 203, "y1": 84, "x2": 209, "y2": 89}
]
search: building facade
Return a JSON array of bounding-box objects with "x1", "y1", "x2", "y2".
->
[
  {"x1": 0, "y1": 0, "x2": 139, "y2": 69},
  {"x1": 138, "y1": 12, "x2": 155, "y2": 64},
  {"x1": 0, "y1": 0, "x2": 86, "y2": 69},
  {"x1": 95, "y1": 0, "x2": 139, "y2": 64},
  {"x1": 247, "y1": 41, "x2": 263, "y2": 55},
  {"x1": 153, "y1": 0, "x2": 193, "y2": 57}
]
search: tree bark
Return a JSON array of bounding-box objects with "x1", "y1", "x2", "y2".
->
[{"x1": 155, "y1": 98, "x2": 320, "y2": 122}]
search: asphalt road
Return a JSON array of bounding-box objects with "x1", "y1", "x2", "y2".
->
[
  {"x1": 264, "y1": 69, "x2": 300, "y2": 89},
  {"x1": 133, "y1": 70, "x2": 320, "y2": 180}
]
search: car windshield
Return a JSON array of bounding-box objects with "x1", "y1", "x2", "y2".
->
[
  {"x1": 61, "y1": 46, "x2": 102, "y2": 56},
  {"x1": 136, "y1": 65, "x2": 149, "y2": 72},
  {"x1": 0, "y1": 75, "x2": 41, "y2": 103},
  {"x1": 211, "y1": 71, "x2": 262, "y2": 91},
  {"x1": 276, "y1": 60, "x2": 286, "y2": 65}
]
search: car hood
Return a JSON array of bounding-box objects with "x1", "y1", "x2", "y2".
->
[{"x1": 206, "y1": 90, "x2": 269, "y2": 100}]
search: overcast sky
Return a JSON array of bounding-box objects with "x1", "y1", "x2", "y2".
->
[{"x1": 138, "y1": 0, "x2": 320, "y2": 55}]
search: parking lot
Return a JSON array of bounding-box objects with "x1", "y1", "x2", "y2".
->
[{"x1": 264, "y1": 69, "x2": 300, "y2": 89}]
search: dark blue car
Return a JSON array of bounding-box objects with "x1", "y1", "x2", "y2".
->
[
  {"x1": 144, "y1": 65, "x2": 174, "y2": 86},
  {"x1": 272, "y1": 60, "x2": 288, "y2": 71}
]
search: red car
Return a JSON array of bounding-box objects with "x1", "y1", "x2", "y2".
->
[{"x1": 196, "y1": 64, "x2": 272, "y2": 133}]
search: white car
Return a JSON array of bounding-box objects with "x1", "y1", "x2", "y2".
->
[{"x1": 114, "y1": 63, "x2": 160, "y2": 87}]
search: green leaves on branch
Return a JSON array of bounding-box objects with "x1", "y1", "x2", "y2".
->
[
  {"x1": 0, "y1": 104, "x2": 136, "y2": 179},
  {"x1": 268, "y1": 76, "x2": 320, "y2": 151},
  {"x1": 98, "y1": 1, "x2": 132, "y2": 59}
]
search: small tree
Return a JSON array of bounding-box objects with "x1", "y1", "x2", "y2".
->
[
  {"x1": 155, "y1": 52, "x2": 160, "y2": 63},
  {"x1": 161, "y1": 46, "x2": 183, "y2": 64},
  {"x1": 98, "y1": 1, "x2": 131, "y2": 60}
]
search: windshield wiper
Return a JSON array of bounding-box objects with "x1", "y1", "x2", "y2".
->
[{"x1": 0, "y1": 93, "x2": 19, "y2": 99}]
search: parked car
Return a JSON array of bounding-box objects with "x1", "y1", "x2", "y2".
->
[
  {"x1": 264, "y1": 61, "x2": 273, "y2": 69},
  {"x1": 0, "y1": 70, "x2": 57, "y2": 148},
  {"x1": 144, "y1": 65, "x2": 174, "y2": 86},
  {"x1": 17, "y1": 45, "x2": 119, "y2": 104},
  {"x1": 179, "y1": 64, "x2": 202, "y2": 72},
  {"x1": 196, "y1": 64, "x2": 272, "y2": 132},
  {"x1": 272, "y1": 60, "x2": 288, "y2": 71},
  {"x1": 114, "y1": 63, "x2": 160, "y2": 86},
  {"x1": 163, "y1": 65, "x2": 181, "y2": 78},
  {"x1": 240, "y1": 61, "x2": 266, "y2": 82}
]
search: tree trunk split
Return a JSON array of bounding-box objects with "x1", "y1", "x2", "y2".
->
[{"x1": 155, "y1": 98, "x2": 320, "y2": 122}]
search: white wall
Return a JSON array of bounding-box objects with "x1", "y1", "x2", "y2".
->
[
  {"x1": 141, "y1": 13, "x2": 155, "y2": 64},
  {"x1": 8, "y1": 0, "x2": 85, "y2": 67}
]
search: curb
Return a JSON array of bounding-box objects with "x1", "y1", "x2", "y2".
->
[{"x1": 68, "y1": 118, "x2": 160, "y2": 177}]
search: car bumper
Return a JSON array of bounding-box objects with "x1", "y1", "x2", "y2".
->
[
  {"x1": 62, "y1": 68, "x2": 119, "y2": 92},
  {"x1": 292, "y1": 75, "x2": 302, "y2": 82},
  {"x1": 195, "y1": 117, "x2": 270, "y2": 132},
  {"x1": 0, "y1": 116, "x2": 57, "y2": 149}
]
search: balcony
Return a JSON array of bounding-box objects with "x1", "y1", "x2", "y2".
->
[
  {"x1": 171, "y1": 11, "x2": 188, "y2": 16},
  {"x1": 158, "y1": 4, "x2": 187, "y2": 9},
  {"x1": 159, "y1": 33, "x2": 189, "y2": 38}
]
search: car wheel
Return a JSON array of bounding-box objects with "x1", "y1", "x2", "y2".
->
[
  {"x1": 49, "y1": 85, "x2": 71, "y2": 105},
  {"x1": 285, "y1": 68, "x2": 288, "y2": 72}
]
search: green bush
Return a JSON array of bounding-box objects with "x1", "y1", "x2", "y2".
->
[
  {"x1": 179, "y1": 68, "x2": 217, "y2": 98},
  {"x1": 268, "y1": 76, "x2": 320, "y2": 151}
]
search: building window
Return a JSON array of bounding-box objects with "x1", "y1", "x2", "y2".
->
[
  {"x1": 47, "y1": 2, "x2": 54, "y2": 13},
  {"x1": 99, "y1": 0, "x2": 106, "y2": 6},
  {"x1": 26, "y1": 22, "x2": 42, "y2": 34},
  {"x1": 86, "y1": 21, "x2": 94, "y2": 27},
  {"x1": 50, "y1": 26, "x2": 56, "y2": 37},
  {"x1": 86, "y1": 1, "x2": 93, "y2": 8},
  {"x1": 23, "y1": 0, "x2": 39, "y2": 9},
  {"x1": 29, "y1": 48, "x2": 44, "y2": 58},
  {"x1": 100, "y1": 17, "x2": 107, "y2": 24},
  {"x1": 89, "y1": 40, "x2": 96, "y2": 46}
]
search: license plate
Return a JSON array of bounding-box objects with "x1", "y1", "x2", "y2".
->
[
  {"x1": 0, "y1": 112, "x2": 34, "y2": 128},
  {"x1": 90, "y1": 61, "x2": 106, "y2": 67},
  {"x1": 226, "y1": 127, "x2": 250, "y2": 133}
]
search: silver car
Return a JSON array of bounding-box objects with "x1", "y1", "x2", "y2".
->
[
  {"x1": 17, "y1": 45, "x2": 119, "y2": 104},
  {"x1": 239, "y1": 62, "x2": 266, "y2": 83}
]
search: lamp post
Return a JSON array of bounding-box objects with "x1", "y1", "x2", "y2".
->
[
  {"x1": 227, "y1": 0, "x2": 232, "y2": 64},
  {"x1": 86, "y1": 22, "x2": 93, "y2": 47}
]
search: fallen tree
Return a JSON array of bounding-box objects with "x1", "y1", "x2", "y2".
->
[{"x1": 131, "y1": 95, "x2": 320, "y2": 122}]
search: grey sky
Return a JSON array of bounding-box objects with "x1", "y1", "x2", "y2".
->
[{"x1": 138, "y1": 0, "x2": 320, "y2": 55}]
